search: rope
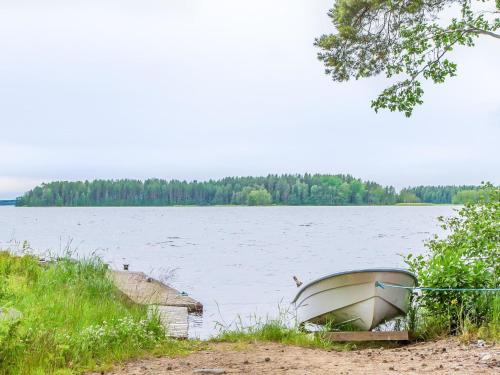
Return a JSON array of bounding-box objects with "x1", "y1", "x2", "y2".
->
[{"x1": 375, "y1": 281, "x2": 500, "y2": 292}]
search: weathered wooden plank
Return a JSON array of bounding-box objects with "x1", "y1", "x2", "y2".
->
[
  {"x1": 319, "y1": 331, "x2": 409, "y2": 342},
  {"x1": 149, "y1": 305, "x2": 189, "y2": 339},
  {"x1": 110, "y1": 270, "x2": 202, "y2": 312}
]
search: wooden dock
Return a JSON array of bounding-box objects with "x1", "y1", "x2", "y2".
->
[
  {"x1": 111, "y1": 271, "x2": 202, "y2": 312},
  {"x1": 148, "y1": 306, "x2": 189, "y2": 339},
  {"x1": 110, "y1": 270, "x2": 202, "y2": 338},
  {"x1": 318, "y1": 331, "x2": 409, "y2": 342}
]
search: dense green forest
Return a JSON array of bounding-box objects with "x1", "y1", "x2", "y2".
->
[
  {"x1": 398, "y1": 186, "x2": 481, "y2": 204},
  {"x1": 15, "y1": 175, "x2": 483, "y2": 207}
]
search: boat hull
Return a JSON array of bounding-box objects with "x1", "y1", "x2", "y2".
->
[{"x1": 293, "y1": 269, "x2": 416, "y2": 331}]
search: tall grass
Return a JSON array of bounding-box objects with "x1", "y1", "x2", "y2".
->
[
  {"x1": 212, "y1": 311, "x2": 405, "y2": 351},
  {"x1": 408, "y1": 294, "x2": 500, "y2": 341},
  {"x1": 0, "y1": 252, "x2": 196, "y2": 374},
  {"x1": 212, "y1": 306, "x2": 375, "y2": 350},
  {"x1": 213, "y1": 314, "x2": 336, "y2": 349}
]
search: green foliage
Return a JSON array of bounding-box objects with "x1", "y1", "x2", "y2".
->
[
  {"x1": 247, "y1": 189, "x2": 272, "y2": 206},
  {"x1": 17, "y1": 175, "x2": 484, "y2": 207},
  {"x1": 16, "y1": 174, "x2": 399, "y2": 207},
  {"x1": 404, "y1": 183, "x2": 499, "y2": 336},
  {"x1": 316, "y1": 0, "x2": 500, "y2": 116},
  {"x1": 452, "y1": 189, "x2": 487, "y2": 204},
  {"x1": 0, "y1": 252, "x2": 195, "y2": 374},
  {"x1": 398, "y1": 190, "x2": 421, "y2": 204},
  {"x1": 399, "y1": 185, "x2": 480, "y2": 204}
]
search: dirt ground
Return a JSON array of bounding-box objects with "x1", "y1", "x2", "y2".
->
[{"x1": 93, "y1": 339, "x2": 498, "y2": 375}]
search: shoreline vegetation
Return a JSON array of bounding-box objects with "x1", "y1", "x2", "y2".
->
[
  {"x1": 1, "y1": 251, "x2": 497, "y2": 375},
  {"x1": 0, "y1": 250, "x2": 202, "y2": 374},
  {"x1": 15, "y1": 174, "x2": 485, "y2": 207}
]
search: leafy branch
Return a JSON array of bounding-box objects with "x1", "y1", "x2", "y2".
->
[{"x1": 316, "y1": 0, "x2": 500, "y2": 116}]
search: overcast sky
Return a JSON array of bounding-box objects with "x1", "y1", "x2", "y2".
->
[{"x1": 0, "y1": 0, "x2": 499, "y2": 198}]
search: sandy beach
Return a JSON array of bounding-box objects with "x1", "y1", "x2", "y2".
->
[{"x1": 92, "y1": 339, "x2": 498, "y2": 374}]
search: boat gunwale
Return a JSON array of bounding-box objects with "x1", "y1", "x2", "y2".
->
[{"x1": 292, "y1": 268, "x2": 417, "y2": 303}]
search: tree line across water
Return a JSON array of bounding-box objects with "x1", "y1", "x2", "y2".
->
[
  {"x1": 15, "y1": 174, "x2": 484, "y2": 207},
  {"x1": 0, "y1": 200, "x2": 16, "y2": 206}
]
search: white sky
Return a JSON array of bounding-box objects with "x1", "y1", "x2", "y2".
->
[{"x1": 0, "y1": 0, "x2": 499, "y2": 198}]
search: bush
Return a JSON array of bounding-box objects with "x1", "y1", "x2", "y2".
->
[
  {"x1": 247, "y1": 188, "x2": 272, "y2": 206},
  {"x1": 405, "y1": 183, "x2": 499, "y2": 337}
]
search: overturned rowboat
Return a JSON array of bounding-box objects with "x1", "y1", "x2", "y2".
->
[{"x1": 292, "y1": 269, "x2": 417, "y2": 331}]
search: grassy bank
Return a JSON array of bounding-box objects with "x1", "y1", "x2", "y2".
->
[
  {"x1": 212, "y1": 307, "x2": 498, "y2": 352},
  {"x1": 212, "y1": 315, "x2": 407, "y2": 351},
  {"x1": 213, "y1": 317, "x2": 338, "y2": 350},
  {"x1": 0, "y1": 252, "x2": 199, "y2": 375}
]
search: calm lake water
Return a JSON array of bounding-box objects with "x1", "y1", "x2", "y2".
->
[{"x1": 0, "y1": 205, "x2": 456, "y2": 338}]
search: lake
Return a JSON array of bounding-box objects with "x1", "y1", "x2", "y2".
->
[{"x1": 0, "y1": 205, "x2": 456, "y2": 338}]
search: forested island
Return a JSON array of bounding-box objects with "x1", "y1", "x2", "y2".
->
[{"x1": 15, "y1": 174, "x2": 483, "y2": 207}]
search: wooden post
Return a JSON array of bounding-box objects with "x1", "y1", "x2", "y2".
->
[{"x1": 319, "y1": 331, "x2": 409, "y2": 342}]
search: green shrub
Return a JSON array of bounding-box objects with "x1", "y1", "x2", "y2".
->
[
  {"x1": 405, "y1": 183, "x2": 499, "y2": 337},
  {"x1": 247, "y1": 188, "x2": 272, "y2": 206}
]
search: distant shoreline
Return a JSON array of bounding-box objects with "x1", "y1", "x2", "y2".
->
[
  {"x1": 0, "y1": 200, "x2": 16, "y2": 206},
  {"x1": 15, "y1": 175, "x2": 484, "y2": 207},
  {"x1": 6, "y1": 203, "x2": 459, "y2": 208}
]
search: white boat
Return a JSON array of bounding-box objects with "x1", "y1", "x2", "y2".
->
[{"x1": 292, "y1": 269, "x2": 417, "y2": 331}]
